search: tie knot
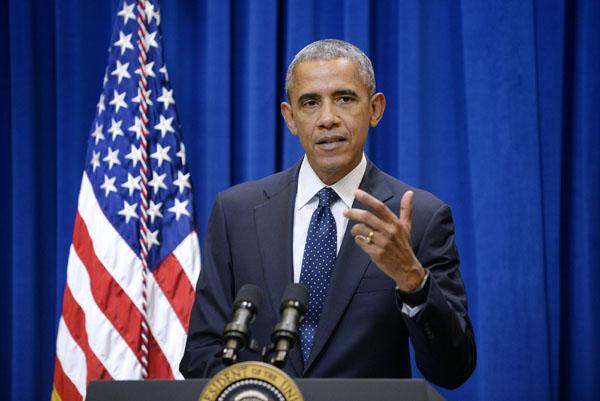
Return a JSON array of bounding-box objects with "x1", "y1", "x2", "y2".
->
[{"x1": 317, "y1": 187, "x2": 338, "y2": 207}]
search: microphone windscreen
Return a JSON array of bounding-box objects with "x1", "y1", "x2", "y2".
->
[
  {"x1": 281, "y1": 283, "x2": 309, "y2": 309},
  {"x1": 234, "y1": 284, "x2": 263, "y2": 308}
]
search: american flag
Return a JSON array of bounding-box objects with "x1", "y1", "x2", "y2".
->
[{"x1": 52, "y1": 1, "x2": 200, "y2": 400}]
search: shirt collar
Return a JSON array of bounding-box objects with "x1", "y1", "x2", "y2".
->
[{"x1": 296, "y1": 153, "x2": 367, "y2": 209}]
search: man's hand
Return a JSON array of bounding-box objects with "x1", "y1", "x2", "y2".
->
[{"x1": 343, "y1": 189, "x2": 426, "y2": 292}]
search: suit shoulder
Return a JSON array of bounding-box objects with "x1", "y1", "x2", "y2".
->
[{"x1": 216, "y1": 166, "x2": 297, "y2": 208}]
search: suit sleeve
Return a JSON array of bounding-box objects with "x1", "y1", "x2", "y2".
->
[
  {"x1": 179, "y1": 194, "x2": 234, "y2": 378},
  {"x1": 401, "y1": 203, "x2": 476, "y2": 389}
]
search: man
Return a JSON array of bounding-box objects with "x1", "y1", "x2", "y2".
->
[{"x1": 180, "y1": 39, "x2": 475, "y2": 389}]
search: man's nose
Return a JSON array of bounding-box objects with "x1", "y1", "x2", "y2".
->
[{"x1": 318, "y1": 101, "x2": 340, "y2": 129}]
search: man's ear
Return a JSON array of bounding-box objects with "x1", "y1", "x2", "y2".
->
[
  {"x1": 369, "y1": 92, "x2": 386, "y2": 127},
  {"x1": 280, "y1": 102, "x2": 298, "y2": 135}
]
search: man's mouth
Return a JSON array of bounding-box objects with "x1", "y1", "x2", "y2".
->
[{"x1": 316, "y1": 135, "x2": 347, "y2": 146}]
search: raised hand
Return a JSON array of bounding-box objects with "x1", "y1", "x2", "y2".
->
[{"x1": 343, "y1": 189, "x2": 426, "y2": 292}]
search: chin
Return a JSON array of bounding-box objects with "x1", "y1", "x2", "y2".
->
[{"x1": 313, "y1": 157, "x2": 353, "y2": 183}]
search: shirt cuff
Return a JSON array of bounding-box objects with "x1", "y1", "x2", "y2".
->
[
  {"x1": 396, "y1": 272, "x2": 430, "y2": 317},
  {"x1": 401, "y1": 302, "x2": 425, "y2": 318}
]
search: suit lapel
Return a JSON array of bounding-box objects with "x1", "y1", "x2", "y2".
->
[
  {"x1": 253, "y1": 162, "x2": 303, "y2": 376},
  {"x1": 303, "y1": 162, "x2": 393, "y2": 373}
]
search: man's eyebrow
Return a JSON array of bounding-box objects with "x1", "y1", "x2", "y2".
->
[
  {"x1": 332, "y1": 88, "x2": 359, "y2": 97},
  {"x1": 297, "y1": 92, "x2": 320, "y2": 103}
]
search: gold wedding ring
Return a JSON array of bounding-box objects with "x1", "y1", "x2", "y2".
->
[{"x1": 356, "y1": 230, "x2": 375, "y2": 244}]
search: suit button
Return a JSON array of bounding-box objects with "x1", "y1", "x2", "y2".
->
[{"x1": 424, "y1": 322, "x2": 435, "y2": 343}]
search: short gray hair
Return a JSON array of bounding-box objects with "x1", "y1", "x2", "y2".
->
[{"x1": 285, "y1": 39, "x2": 376, "y2": 101}]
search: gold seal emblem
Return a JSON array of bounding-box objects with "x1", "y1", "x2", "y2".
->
[{"x1": 198, "y1": 362, "x2": 304, "y2": 401}]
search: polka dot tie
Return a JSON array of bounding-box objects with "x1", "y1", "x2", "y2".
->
[{"x1": 298, "y1": 187, "x2": 339, "y2": 364}]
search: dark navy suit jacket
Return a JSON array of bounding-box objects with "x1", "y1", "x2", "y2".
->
[{"x1": 180, "y1": 160, "x2": 475, "y2": 389}]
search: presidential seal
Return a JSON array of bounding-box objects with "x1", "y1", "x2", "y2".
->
[{"x1": 198, "y1": 362, "x2": 304, "y2": 401}]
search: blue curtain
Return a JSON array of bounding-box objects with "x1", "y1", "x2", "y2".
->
[{"x1": 1, "y1": 1, "x2": 598, "y2": 400}]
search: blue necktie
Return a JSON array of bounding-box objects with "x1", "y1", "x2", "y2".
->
[{"x1": 299, "y1": 187, "x2": 339, "y2": 363}]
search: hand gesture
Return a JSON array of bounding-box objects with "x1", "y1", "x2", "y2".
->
[{"x1": 343, "y1": 189, "x2": 426, "y2": 292}]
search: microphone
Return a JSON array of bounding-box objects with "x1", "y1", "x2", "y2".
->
[
  {"x1": 269, "y1": 283, "x2": 309, "y2": 368},
  {"x1": 222, "y1": 284, "x2": 263, "y2": 366}
]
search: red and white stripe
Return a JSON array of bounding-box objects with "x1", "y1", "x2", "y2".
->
[
  {"x1": 52, "y1": 172, "x2": 200, "y2": 400},
  {"x1": 135, "y1": 0, "x2": 152, "y2": 378}
]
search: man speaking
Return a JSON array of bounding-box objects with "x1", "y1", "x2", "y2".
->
[{"x1": 180, "y1": 39, "x2": 476, "y2": 389}]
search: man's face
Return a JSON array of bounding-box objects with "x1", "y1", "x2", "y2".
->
[{"x1": 281, "y1": 58, "x2": 386, "y2": 185}]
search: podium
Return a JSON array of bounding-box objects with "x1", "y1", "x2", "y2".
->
[{"x1": 86, "y1": 378, "x2": 446, "y2": 401}]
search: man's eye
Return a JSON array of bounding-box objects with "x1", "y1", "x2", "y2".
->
[
  {"x1": 338, "y1": 96, "x2": 353, "y2": 103},
  {"x1": 302, "y1": 100, "x2": 318, "y2": 107}
]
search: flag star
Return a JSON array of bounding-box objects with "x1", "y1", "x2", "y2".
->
[
  {"x1": 152, "y1": 8, "x2": 161, "y2": 26},
  {"x1": 176, "y1": 143, "x2": 186, "y2": 166},
  {"x1": 157, "y1": 87, "x2": 175, "y2": 110},
  {"x1": 135, "y1": 61, "x2": 156, "y2": 78},
  {"x1": 113, "y1": 31, "x2": 134, "y2": 55},
  {"x1": 107, "y1": 118, "x2": 124, "y2": 141},
  {"x1": 144, "y1": 2, "x2": 155, "y2": 21},
  {"x1": 121, "y1": 173, "x2": 141, "y2": 196},
  {"x1": 96, "y1": 93, "x2": 106, "y2": 114},
  {"x1": 111, "y1": 60, "x2": 131, "y2": 84},
  {"x1": 90, "y1": 123, "x2": 104, "y2": 144},
  {"x1": 173, "y1": 171, "x2": 191, "y2": 194},
  {"x1": 100, "y1": 174, "x2": 117, "y2": 197},
  {"x1": 146, "y1": 229, "x2": 160, "y2": 250},
  {"x1": 117, "y1": 2, "x2": 135, "y2": 25},
  {"x1": 103, "y1": 72, "x2": 109, "y2": 86},
  {"x1": 132, "y1": 87, "x2": 153, "y2": 106},
  {"x1": 150, "y1": 143, "x2": 172, "y2": 167},
  {"x1": 159, "y1": 65, "x2": 169, "y2": 81},
  {"x1": 125, "y1": 144, "x2": 143, "y2": 168},
  {"x1": 144, "y1": 31, "x2": 159, "y2": 49},
  {"x1": 102, "y1": 146, "x2": 121, "y2": 170},
  {"x1": 148, "y1": 171, "x2": 167, "y2": 194},
  {"x1": 153, "y1": 114, "x2": 175, "y2": 138},
  {"x1": 147, "y1": 200, "x2": 163, "y2": 223},
  {"x1": 118, "y1": 200, "x2": 138, "y2": 223},
  {"x1": 109, "y1": 90, "x2": 128, "y2": 113},
  {"x1": 128, "y1": 116, "x2": 144, "y2": 140},
  {"x1": 168, "y1": 198, "x2": 190, "y2": 221},
  {"x1": 90, "y1": 151, "x2": 101, "y2": 172}
]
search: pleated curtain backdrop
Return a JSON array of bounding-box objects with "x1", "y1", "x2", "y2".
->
[{"x1": 0, "y1": 1, "x2": 598, "y2": 401}]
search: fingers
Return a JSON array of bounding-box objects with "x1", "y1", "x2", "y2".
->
[
  {"x1": 351, "y1": 223, "x2": 376, "y2": 244},
  {"x1": 354, "y1": 189, "x2": 397, "y2": 221},
  {"x1": 344, "y1": 208, "x2": 389, "y2": 232},
  {"x1": 399, "y1": 190, "x2": 414, "y2": 231},
  {"x1": 344, "y1": 189, "x2": 415, "y2": 244},
  {"x1": 344, "y1": 189, "x2": 418, "y2": 284},
  {"x1": 343, "y1": 189, "x2": 397, "y2": 231}
]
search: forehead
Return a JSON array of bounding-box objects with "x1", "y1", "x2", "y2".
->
[{"x1": 290, "y1": 58, "x2": 369, "y2": 97}]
